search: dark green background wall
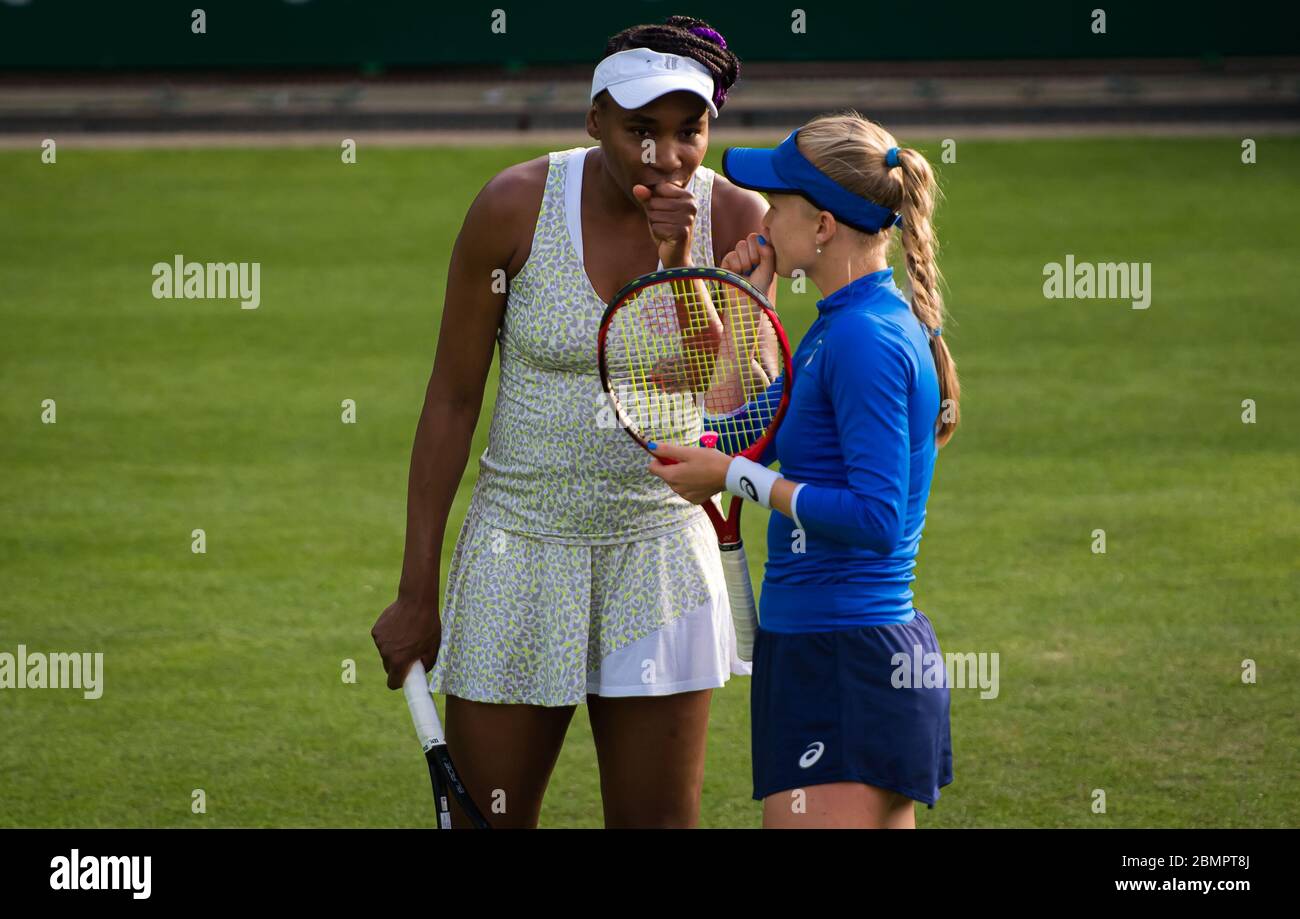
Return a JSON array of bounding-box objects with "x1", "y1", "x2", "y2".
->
[{"x1": 1, "y1": 0, "x2": 1296, "y2": 70}]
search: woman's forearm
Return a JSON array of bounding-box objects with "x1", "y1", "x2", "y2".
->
[
  {"x1": 395, "y1": 397, "x2": 481, "y2": 606},
  {"x1": 705, "y1": 298, "x2": 774, "y2": 414},
  {"x1": 769, "y1": 477, "x2": 798, "y2": 522}
]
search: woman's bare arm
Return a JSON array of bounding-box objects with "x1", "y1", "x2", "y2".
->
[
  {"x1": 373, "y1": 162, "x2": 542, "y2": 690},
  {"x1": 702, "y1": 182, "x2": 783, "y2": 417}
]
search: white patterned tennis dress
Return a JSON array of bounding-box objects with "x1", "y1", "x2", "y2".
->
[{"x1": 429, "y1": 146, "x2": 752, "y2": 706}]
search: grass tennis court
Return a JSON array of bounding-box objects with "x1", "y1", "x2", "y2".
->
[{"x1": 2, "y1": 137, "x2": 1296, "y2": 827}]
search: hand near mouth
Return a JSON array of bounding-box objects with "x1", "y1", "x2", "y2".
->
[{"x1": 632, "y1": 181, "x2": 698, "y2": 268}]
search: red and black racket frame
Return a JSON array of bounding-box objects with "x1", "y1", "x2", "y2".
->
[{"x1": 597, "y1": 266, "x2": 795, "y2": 546}]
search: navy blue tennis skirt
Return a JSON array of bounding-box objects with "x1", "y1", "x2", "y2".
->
[{"x1": 751, "y1": 609, "x2": 954, "y2": 807}]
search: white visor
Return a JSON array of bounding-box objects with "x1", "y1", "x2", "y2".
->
[{"x1": 590, "y1": 48, "x2": 719, "y2": 118}]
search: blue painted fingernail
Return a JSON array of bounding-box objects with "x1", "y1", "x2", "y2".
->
[
  {"x1": 647, "y1": 441, "x2": 658, "y2": 450},
  {"x1": 757, "y1": 235, "x2": 767, "y2": 246}
]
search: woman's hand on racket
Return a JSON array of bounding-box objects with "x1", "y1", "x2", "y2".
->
[
  {"x1": 721, "y1": 232, "x2": 776, "y2": 294},
  {"x1": 646, "y1": 440, "x2": 732, "y2": 504},
  {"x1": 372, "y1": 596, "x2": 442, "y2": 691},
  {"x1": 632, "y1": 181, "x2": 698, "y2": 268}
]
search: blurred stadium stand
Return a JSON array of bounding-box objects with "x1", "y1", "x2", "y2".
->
[{"x1": 1, "y1": 0, "x2": 1296, "y2": 136}]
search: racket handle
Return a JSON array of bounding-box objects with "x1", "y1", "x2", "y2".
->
[
  {"x1": 719, "y1": 544, "x2": 758, "y2": 662},
  {"x1": 402, "y1": 661, "x2": 446, "y2": 752}
]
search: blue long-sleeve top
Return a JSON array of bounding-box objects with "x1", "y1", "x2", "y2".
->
[{"x1": 705, "y1": 268, "x2": 941, "y2": 633}]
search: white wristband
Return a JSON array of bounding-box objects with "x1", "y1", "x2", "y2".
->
[
  {"x1": 790, "y1": 481, "x2": 807, "y2": 530},
  {"x1": 726, "y1": 457, "x2": 783, "y2": 509}
]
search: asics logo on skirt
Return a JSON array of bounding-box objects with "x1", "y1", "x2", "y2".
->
[{"x1": 799, "y1": 741, "x2": 825, "y2": 768}]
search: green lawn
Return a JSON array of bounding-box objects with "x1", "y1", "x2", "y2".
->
[{"x1": 1, "y1": 137, "x2": 1296, "y2": 827}]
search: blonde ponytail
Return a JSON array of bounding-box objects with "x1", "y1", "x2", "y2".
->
[{"x1": 895, "y1": 148, "x2": 959, "y2": 446}]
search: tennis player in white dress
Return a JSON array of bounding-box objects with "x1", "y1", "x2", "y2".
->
[{"x1": 372, "y1": 16, "x2": 772, "y2": 828}]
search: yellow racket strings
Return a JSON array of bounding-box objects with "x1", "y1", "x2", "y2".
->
[{"x1": 608, "y1": 277, "x2": 773, "y2": 451}]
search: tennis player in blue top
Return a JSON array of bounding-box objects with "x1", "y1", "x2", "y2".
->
[{"x1": 647, "y1": 111, "x2": 958, "y2": 828}]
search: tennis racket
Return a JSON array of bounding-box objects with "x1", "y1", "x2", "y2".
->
[
  {"x1": 402, "y1": 661, "x2": 491, "y2": 829},
  {"x1": 597, "y1": 266, "x2": 793, "y2": 661}
]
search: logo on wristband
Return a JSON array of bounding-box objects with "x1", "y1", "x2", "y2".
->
[{"x1": 739, "y1": 476, "x2": 758, "y2": 501}]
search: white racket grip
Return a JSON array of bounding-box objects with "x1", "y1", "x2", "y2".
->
[
  {"x1": 719, "y1": 544, "x2": 758, "y2": 662},
  {"x1": 402, "y1": 661, "x2": 446, "y2": 752}
]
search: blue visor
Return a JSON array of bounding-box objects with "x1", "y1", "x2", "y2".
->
[{"x1": 722, "y1": 130, "x2": 902, "y2": 234}]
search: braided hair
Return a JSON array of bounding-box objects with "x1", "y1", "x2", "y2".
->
[{"x1": 602, "y1": 16, "x2": 740, "y2": 113}]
